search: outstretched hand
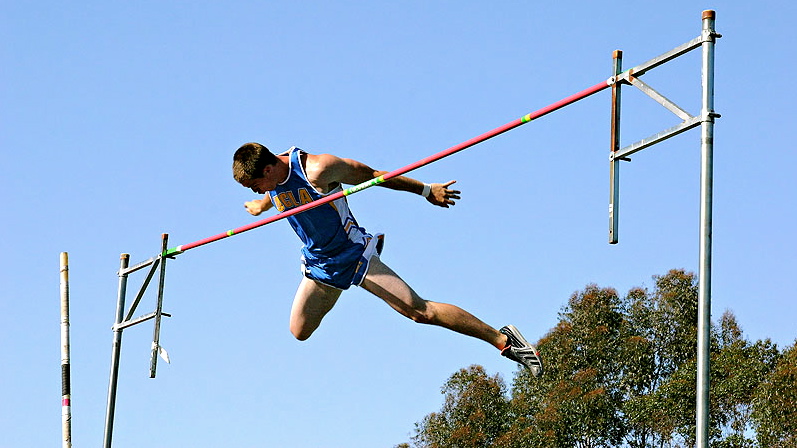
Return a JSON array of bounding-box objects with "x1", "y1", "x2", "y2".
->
[
  {"x1": 426, "y1": 180, "x2": 461, "y2": 208},
  {"x1": 244, "y1": 198, "x2": 270, "y2": 216}
]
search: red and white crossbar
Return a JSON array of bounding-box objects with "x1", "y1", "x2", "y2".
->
[{"x1": 167, "y1": 79, "x2": 611, "y2": 256}]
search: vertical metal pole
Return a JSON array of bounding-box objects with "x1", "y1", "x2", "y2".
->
[
  {"x1": 59, "y1": 252, "x2": 72, "y2": 448},
  {"x1": 609, "y1": 50, "x2": 623, "y2": 244},
  {"x1": 103, "y1": 253, "x2": 130, "y2": 448},
  {"x1": 149, "y1": 234, "x2": 169, "y2": 378},
  {"x1": 696, "y1": 9, "x2": 717, "y2": 448}
]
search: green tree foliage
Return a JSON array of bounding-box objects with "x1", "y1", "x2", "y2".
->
[
  {"x1": 410, "y1": 365, "x2": 510, "y2": 448},
  {"x1": 752, "y1": 341, "x2": 797, "y2": 447},
  {"x1": 506, "y1": 284, "x2": 626, "y2": 448},
  {"x1": 404, "y1": 270, "x2": 793, "y2": 448},
  {"x1": 710, "y1": 312, "x2": 781, "y2": 446},
  {"x1": 621, "y1": 270, "x2": 701, "y2": 447}
]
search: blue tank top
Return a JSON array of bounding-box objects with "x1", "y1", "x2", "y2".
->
[{"x1": 269, "y1": 147, "x2": 370, "y2": 260}]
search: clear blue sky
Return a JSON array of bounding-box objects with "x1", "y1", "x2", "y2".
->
[{"x1": 2, "y1": 1, "x2": 795, "y2": 447}]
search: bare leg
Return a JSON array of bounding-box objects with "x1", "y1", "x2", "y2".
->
[
  {"x1": 360, "y1": 257, "x2": 508, "y2": 349},
  {"x1": 289, "y1": 277, "x2": 343, "y2": 340}
]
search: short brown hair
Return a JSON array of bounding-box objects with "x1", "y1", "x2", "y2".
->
[{"x1": 232, "y1": 142, "x2": 278, "y2": 183}]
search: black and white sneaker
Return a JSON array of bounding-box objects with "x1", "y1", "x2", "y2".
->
[{"x1": 500, "y1": 325, "x2": 543, "y2": 377}]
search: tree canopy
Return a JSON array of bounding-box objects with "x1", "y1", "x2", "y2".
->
[{"x1": 401, "y1": 269, "x2": 795, "y2": 448}]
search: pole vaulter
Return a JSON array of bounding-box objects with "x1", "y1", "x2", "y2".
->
[{"x1": 166, "y1": 79, "x2": 611, "y2": 257}]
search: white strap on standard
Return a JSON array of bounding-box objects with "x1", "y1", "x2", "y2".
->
[
  {"x1": 152, "y1": 342, "x2": 171, "y2": 364},
  {"x1": 159, "y1": 346, "x2": 171, "y2": 364}
]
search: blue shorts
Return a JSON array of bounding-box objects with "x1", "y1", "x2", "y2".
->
[{"x1": 300, "y1": 234, "x2": 384, "y2": 290}]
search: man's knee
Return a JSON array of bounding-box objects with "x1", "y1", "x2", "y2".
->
[
  {"x1": 290, "y1": 323, "x2": 315, "y2": 341},
  {"x1": 406, "y1": 301, "x2": 436, "y2": 325}
]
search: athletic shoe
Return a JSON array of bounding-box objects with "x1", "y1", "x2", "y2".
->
[{"x1": 500, "y1": 325, "x2": 543, "y2": 377}]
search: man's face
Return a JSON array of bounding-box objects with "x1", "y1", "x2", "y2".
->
[{"x1": 240, "y1": 165, "x2": 278, "y2": 194}]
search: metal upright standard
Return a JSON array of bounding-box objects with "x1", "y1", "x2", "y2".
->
[
  {"x1": 101, "y1": 11, "x2": 718, "y2": 447},
  {"x1": 697, "y1": 12, "x2": 718, "y2": 448},
  {"x1": 608, "y1": 10, "x2": 719, "y2": 448},
  {"x1": 103, "y1": 236, "x2": 173, "y2": 448},
  {"x1": 608, "y1": 50, "x2": 623, "y2": 244},
  {"x1": 59, "y1": 252, "x2": 72, "y2": 448}
]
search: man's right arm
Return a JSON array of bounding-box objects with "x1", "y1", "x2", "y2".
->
[{"x1": 244, "y1": 195, "x2": 273, "y2": 216}]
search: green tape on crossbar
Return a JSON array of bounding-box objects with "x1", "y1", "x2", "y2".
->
[
  {"x1": 343, "y1": 175, "x2": 385, "y2": 196},
  {"x1": 163, "y1": 246, "x2": 184, "y2": 257}
]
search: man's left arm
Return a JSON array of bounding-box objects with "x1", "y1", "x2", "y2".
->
[{"x1": 314, "y1": 154, "x2": 461, "y2": 208}]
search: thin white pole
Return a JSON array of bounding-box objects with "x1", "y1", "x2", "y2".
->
[{"x1": 59, "y1": 252, "x2": 72, "y2": 448}]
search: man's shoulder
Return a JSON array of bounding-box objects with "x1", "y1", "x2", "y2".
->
[
  {"x1": 306, "y1": 153, "x2": 344, "y2": 169},
  {"x1": 302, "y1": 152, "x2": 345, "y2": 187}
]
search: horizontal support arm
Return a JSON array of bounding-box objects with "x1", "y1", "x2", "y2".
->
[
  {"x1": 112, "y1": 311, "x2": 171, "y2": 331},
  {"x1": 612, "y1": 115, "x2": 703, "y2": 160},
  {"x1": 118, "y1": 257, "x2": 156, "y2": 276},
  {"x1": 621, "y1": 36, "x2": 703, "y2": 80}
]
